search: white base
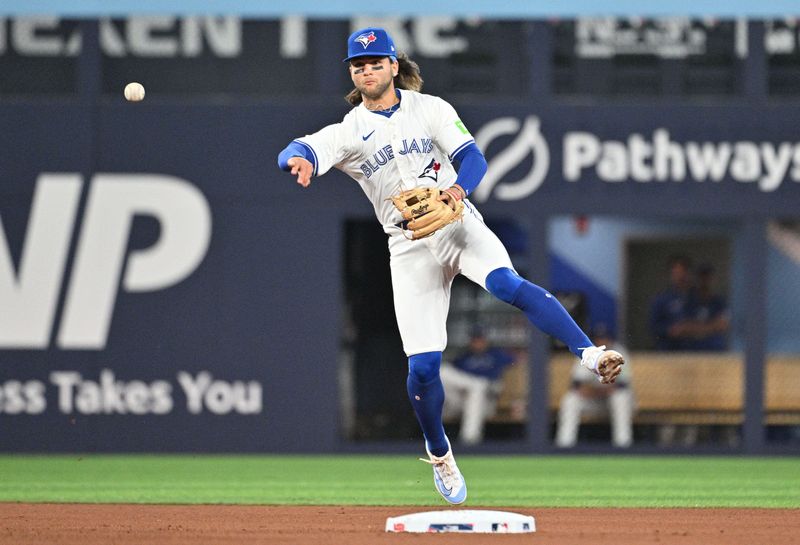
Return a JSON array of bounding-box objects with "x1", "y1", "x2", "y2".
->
[{"x1": 386, "y1": 509, "x2": 535, "y2": 533}]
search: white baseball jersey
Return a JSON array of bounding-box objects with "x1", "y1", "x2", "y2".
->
[
  {"x1": 295, "y1": 89, "x2": 475, "y2": 232},
  {"x1": 295, "y1": 88, "x2": 514, "y2": 355}
]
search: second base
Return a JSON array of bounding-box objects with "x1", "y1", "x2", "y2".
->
[{"x1": 386, "y1": 509, "x2": 535, "y2": 533}]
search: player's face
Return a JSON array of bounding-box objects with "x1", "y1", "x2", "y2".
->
[
  {"x1": 349, "y1": 56, "x2": 397, "y2": 101},
  {"x1": 469, "y1": 336, "x2": 488, "y2": 353},
  {"x1": 670, "y1": 262, "x2": 691, "y2": 287}
]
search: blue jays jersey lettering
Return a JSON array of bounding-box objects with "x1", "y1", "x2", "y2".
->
[
  {"x1": 294, "y1": 89, "x2": 474, "y2": 232},
  {"x1": 360, "y1": 145, "x2": 394, "y2": 178},
  {"x1": 398, "y1": 138, "x2": 434, "y2": 155},
  {"x1": 359, "y1": 138, "x2": 435, "y2": 179}
]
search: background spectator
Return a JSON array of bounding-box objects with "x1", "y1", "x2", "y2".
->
[
  {"x1": 555, "y1": 325, "x2": 635, "y2": 448},
  {"x1": 683, "y1": 263, "x2": 730, "y2": 351},
  {"x1": 441, "y1": 328, "x2": 516, "y2": 445},
  {"x1": 649, "y1": 255, "x2": 694, "y2": 350}
]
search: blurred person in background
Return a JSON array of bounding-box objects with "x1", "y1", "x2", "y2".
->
[
  {"x1": 683, "y1": 263, "x2": 729, "y2": 351},
  {"x1": 441, "y1": 327, "x2": 515, "y2": 445},
  {"x1": 649, "y1": 254, "x2": 694, "y2": 350},
  {"x1": 556, "y1": 325, "x2": 635, "y2": 448},
  {"x1": 679, "y1": 263, "x2": 733, "y2": 445},
  {"x1": 651, "y1": 260, "x2": 730, "y2": 445}
]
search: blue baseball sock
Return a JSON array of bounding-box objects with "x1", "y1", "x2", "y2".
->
[
  {"x1": 407, "y1": 351, "x2": 449, "y2": 457},
  {"x1": 486, "y1": 267, "x2": 592, "y2": 357}
]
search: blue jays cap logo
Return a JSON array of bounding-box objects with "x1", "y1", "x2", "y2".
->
[
  {"x1": 344, "y1": 27, "x2": 397, "y2": 62},
  {"x1": 356, "y1": 31, "x2": 377, "y2": 49}
]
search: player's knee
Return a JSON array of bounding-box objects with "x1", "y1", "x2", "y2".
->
[
  {"x1": 485, "y1": 267, "x2": 523, "y2": 304},
  {"x1": 408, "y1": 351, "x2": 442, "y2": 383}
]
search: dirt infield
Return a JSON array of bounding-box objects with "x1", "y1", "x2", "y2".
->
[{"x1": 1, "y1": 504, "x2": 798, "y2": 545}]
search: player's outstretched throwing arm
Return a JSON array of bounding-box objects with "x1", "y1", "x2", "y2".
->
[
  {"x1": 277, "y1": 141, "x2": 315, "y2": 187},
  {"x1": 278, "y1": 123, "x2": 349, "y2": 189}
]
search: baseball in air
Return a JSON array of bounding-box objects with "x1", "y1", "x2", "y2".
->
[{"x1": 124, "y1": 82, "x2": 145, "y2": 102}]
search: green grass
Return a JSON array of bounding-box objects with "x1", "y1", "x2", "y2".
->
[{"x1": 0, "y1": 455, "x2": 797, "y2": 508}]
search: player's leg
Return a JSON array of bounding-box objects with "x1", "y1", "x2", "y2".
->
[
  {"x1": 456, "y1": 214, "x2": 623, "y2": 383},
  {"x1": 390, "y1": 236, "x2": 466, "y2": 504},
  {"x1": 407, "y1": 351, "x2": 447, "y2": 455},
  {"x1": 485, "y1": 266, "x2": 623, "y2": 383},
  {"x1": 406, "y1": 350, "x2": 468, "y2": 504},
  {"x1": 389, "y1": 238, "x2": 449, "y2": 455},
  {"x1": 455, "y1": 213, "x2": 590, "y2": 354},
  {"x1": 407, "y1": 353, "x2": 468, "y2": 504},
  {"x1": 484, "y1": 266, "x2": 592, "y2": 356}
]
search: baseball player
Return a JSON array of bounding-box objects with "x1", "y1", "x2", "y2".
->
[
  {"x1": 278, "y1": 27, "x2": 624, "y2": 505},
  {"x1": 441, "y1": 327, "x2": 516, "y2": 446}
]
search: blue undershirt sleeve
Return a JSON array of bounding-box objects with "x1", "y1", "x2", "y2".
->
[
  {"x1": 277, "y1": 141, "x2": 317, "y2": 172},
  {"x1": 451, "y1": 143, "x2": 487, "y2": 196}
]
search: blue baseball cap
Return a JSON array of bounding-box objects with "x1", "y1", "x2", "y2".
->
[{"x1": 343, "y1": 27, "x2": 397, "y2": 63}]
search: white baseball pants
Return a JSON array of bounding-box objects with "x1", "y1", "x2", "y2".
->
[{"x1": 388, "y1": 206, "x2": 514, "y2": 356}]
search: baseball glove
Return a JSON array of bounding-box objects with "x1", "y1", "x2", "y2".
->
[{"x1": 391, "y1": 186, "x2": 464, "y2": 240}]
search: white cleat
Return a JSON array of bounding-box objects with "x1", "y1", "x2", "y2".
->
[
  {"x1": 420, "y1": 439, "x2": 467, "y2": 505},
  {"x1": 580, "y1": 345, "x2": 625, "y2": 384}
]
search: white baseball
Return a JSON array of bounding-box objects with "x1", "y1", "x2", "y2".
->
[{"x1": 124, "y1": 82, "x2": 145, "y2": 102}]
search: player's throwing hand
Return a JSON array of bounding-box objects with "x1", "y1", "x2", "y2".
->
[{"x1": 287, "y1": 157, "x2": 313, "y2": 187}]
